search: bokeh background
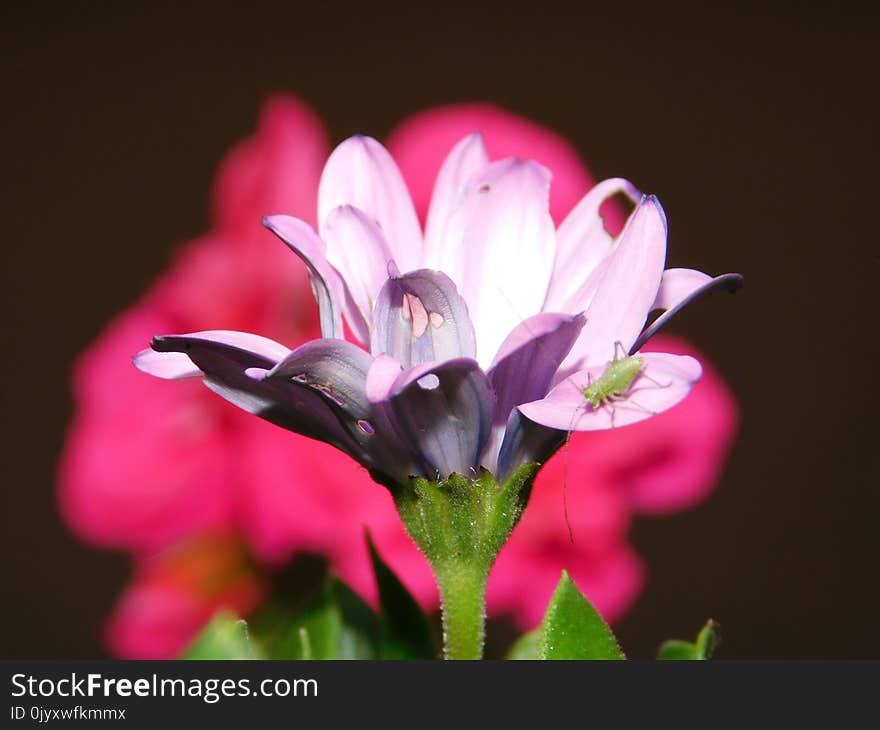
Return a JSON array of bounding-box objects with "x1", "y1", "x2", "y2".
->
[{"x1": 2, "y1": 2, "x2": 875, "y2": 658}]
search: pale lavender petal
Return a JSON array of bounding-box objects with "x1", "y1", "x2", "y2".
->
[
  {"x1": 436, "y1": 158, "x2": 556, "y2": 367},
  {"x1": 133, "y1": 349, "x2": 202, "y2": 379},
  {"x1": 544, "y1": 178, "x2": 642, "y2": 312},
  {"x1": 422, "y1": 133, "x2": 489, "y2": 272},
  {"x1": 631, "y1": 272, "x2": 744, "y2": 354},
  {"x1": 321, "y1": 205, "x2": 395, "y2": 331},
  {"x1": 652, "y1": 268, "x2": 712, "y2": 311},
  {"x1": 379, "y1": 358, "x2": 494, "y2": 479},
  {"x1": 565, "y1": 195, "x2": 668, "y2": 368},
  {"x1": 318, "y1": 136, "x2": 423, "y2": 273},
  {"x1": 262, "y1": 215, "x2": 357, "y2": 340},
  {"x1": 370, "y1": 268, "x2": 477, "y2": 368},
  {"x1": 365, "y1": 353, "x2": 404, "y2": 403},
  {"x1": 149, "y1": 333, "x2": 369, "y2": 461},
  {"x1": 518, "y1": 352, "x2": 701, "y2": 432}
]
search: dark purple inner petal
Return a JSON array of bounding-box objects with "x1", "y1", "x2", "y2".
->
[
  {"x1": 379, "y1": 358, "x2": 493, "y2": 479},
  {"x1": 496, "y1": 409, "x2": 567, "y2": 482}
]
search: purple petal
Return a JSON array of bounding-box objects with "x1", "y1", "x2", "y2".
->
[
  {"x1": 318, "y1": 136, "x2": 423, "y2": 274},
  {"x1": 264, "y1": 338, "x2": 374, "y2": 421},
  {"x1": 566, "y1": 195, "x2": 668, "y2": 368},
  {"x1": 631, "y1": 272, "x2": 744, "y2": 354},
  {"x1": 370, "y1": 268, "x2": 477, "y2": 368},
  {"x1": 487, "y1": 312, "x2": 585, "y2": 425},
  {"x1": 481, "y1": 313, "x2": 583, "y2": 474},
  {"x1": 376, "y1": 358, "x2": 494, "y2": 479},
  {"x1": 321, "y1": 204, "x2": 395, "y2": 333},
  {"x1": 518, "y1": 352, "x2": 701, "y2": 432},
  {"x1": 544, "y1": 178, "x2": 642, "y2": 312},
  {"x1": 434, "y1": 158, "x2": 556, "y2": 367},
  {"x1": 149, "y1": 332, "x2": 371, "y2": 461},
  {"x1": 262, "y1": 215, "x2": 358, "y2": 341},
  {"x1": 422, "y1": 133, "x2": 489, "y2": 272}
]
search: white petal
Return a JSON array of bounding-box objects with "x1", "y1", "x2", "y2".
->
[
  {"x1": 322, "y1": 205, "x2": 394, "y2": 329},
  {"x1": 437, "y1": 158, "x2": 556, "y2": 367},
  {"x1": 422, "y1": 132, "x2": 489, "y2": 274},
  {"x1": 318, "y1": 136, "x2": 423, "y2": 273},
  {"x1": 565, "y1": 195, "x2": 667, "y2": 368},
  {"x1": 544, "y1": 178, "x2": 641, "y2": 312}
]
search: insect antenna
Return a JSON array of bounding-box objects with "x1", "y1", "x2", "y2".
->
[{"x1": 561, "y1": 406, "x2": 581, "y2": 544}]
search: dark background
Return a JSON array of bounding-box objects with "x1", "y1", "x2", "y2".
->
[{"x1": 2, "y1": 2, "x2": 875, "y2": 658}]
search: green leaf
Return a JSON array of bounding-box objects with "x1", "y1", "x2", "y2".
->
[
  {"x1": 694, "y1": 619, "x2": 720, "y2": 658},
  {"x1": 181, "y1": 612, "x2": 261, "y2": 659},
  {"x1": 271, "y1": 577, "x2": 381, "y2": 660},
  {"x1": 658, "y1": 619, "x2": 720, "y2": 660},
  {"x1": 506, "y1": 628, "x2": 541, "y2": 660},
  {"x1": 538, "y1": 571, "x2": 625, "y2": 660},
  {"x1": 331, "y1": 578, "x2": 383, "y2": 659},
  {"x1": 368, "y1": 534, "x2": 437, "y2": 659}
]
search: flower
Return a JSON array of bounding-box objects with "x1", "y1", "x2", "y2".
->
[
  {"x1": 134, "y1": 119, "x2": 742, "y2": 660},
  {"x1": 136, "y1": 133, "x2": 739, "y2": 490},
  {"x1": 59, "y1": 97, "x2": 739, "y2": 655}
]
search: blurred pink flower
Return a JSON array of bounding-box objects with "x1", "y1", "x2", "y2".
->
[
  {"x1": 104, "y1": 535, "x2": 265, "y2": 660},
  {"x1": 59, "y1": 96, "x2": 737, "y2": 657}
]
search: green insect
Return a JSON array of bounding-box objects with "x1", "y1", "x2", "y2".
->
[{"x1": 582, "y1": 350, "x2": 645, "y2": 410}]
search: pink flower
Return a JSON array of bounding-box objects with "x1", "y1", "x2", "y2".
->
[
  {"x1": 59, "y1": 97, "x2": 738, "y2": 656},
  {"x1": 59, "y1": 96, "x2": 331, "y2": 551}
]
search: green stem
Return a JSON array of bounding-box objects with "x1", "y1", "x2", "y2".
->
[
  {"x1": 435, "y1": 563, "x2": 488, "y2": 660},
  {"x1": 389, "y1": 464, "x2": 541, "y2": 660}
]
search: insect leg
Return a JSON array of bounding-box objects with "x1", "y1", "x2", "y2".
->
[
  {"x1": 638, "y1": 372, "x2": 673, "y2": 389},
  {"x1": 613, "y1": 399, "x2": 657, "y2": 417},
  {"x1": 605, "y1": 397, "x2": 618, "y2": 428}
]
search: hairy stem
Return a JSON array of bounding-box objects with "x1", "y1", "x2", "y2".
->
[{"x1": 435, "y1": 562, "x2": 488, "y2": 660}]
